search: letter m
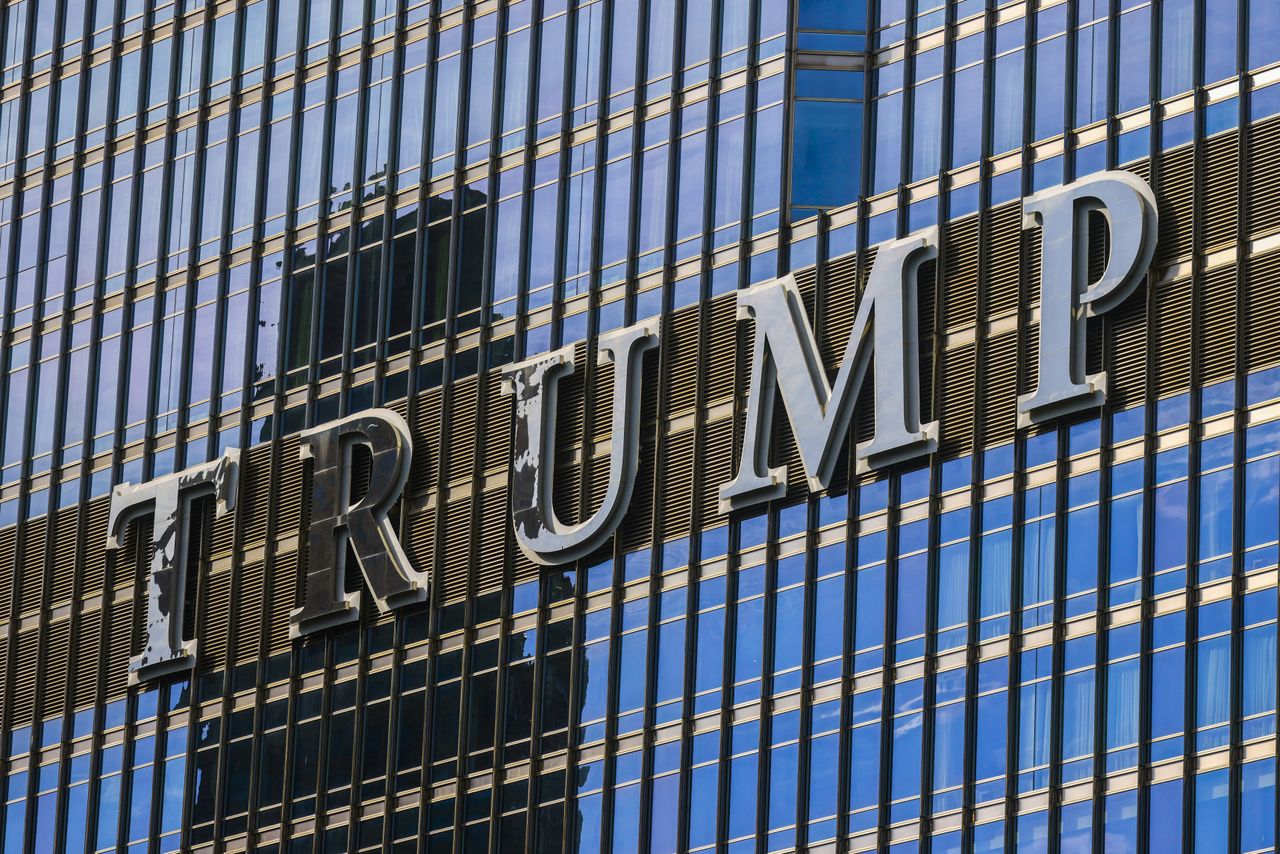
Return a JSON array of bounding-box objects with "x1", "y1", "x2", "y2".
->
[{"x1": 720, "y1": 229, "x2": 940, "y2": 513}]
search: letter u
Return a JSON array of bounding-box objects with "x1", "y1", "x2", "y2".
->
[{"x1": 503, "y1": 321, "x2": 660, "y2": 566}]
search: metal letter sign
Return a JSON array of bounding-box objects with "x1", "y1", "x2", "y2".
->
[
  {"x1": 104, "y1": 451, "x2": 240, "y2": 685},
  {"x1": 291, "y1": 409, "x2": 425, "y2": 637},
  {"x1": 1018, "y1": 171, "x2": 1159, "y2": 425},
  {"x1": 722, "y1": 170, "x2": 1158, "y2": 512},
  {"x1": 504, "y1": 321, "x2": 660, "y2": 565},
  {"x1": 720, "y1": 230, "x2": 941, "y2": 512},
  {"x1": 105, "y1": 171, "x2": 1161, "y2": 682}
]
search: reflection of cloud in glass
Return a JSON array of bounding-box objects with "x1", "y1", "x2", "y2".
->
[{"x1": 894, "y1": 713, "x2": 923, "y2": 737}]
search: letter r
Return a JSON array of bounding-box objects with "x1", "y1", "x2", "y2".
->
[{"x1": 291, "y1": 409, "x2": 425, "y2": 637}]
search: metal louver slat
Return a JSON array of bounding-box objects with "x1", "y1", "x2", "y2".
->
[
  {"x1": 19, "y1": 518, "x2": 46, "y2": 615},
  {"x1": 583, "y1": 359, "x2": 615, "y2": 525},
  {"x1": 275, "y1": 437, "x2": 304, "y2": 535},
  {"x1": 474, "y1": 488, "x2": 508, "y2": 595},
  {"x1": 387, "y1": 398, "x2": 410, "y2": 419},
  {"x1": 943, "y1": 218, "x2": 980, "y2": 329},
  {"x1": 447, "y1": 377, "x2": 479, "y2": 482},
  {"x1": 853, "y1": 366, "x2": 876, "y2": 448},
  {"x1": 982, "y1": 333, "x2": 1018, "y2": 445},
  {"x1": 587, "y1": 442, "x2": 610, "y2": 511},
  {"x1": 665, "y1": 308, "x2": 701, "y2": 416},
  {"x1": 50, "y1": 507, "x2": 78, "y2": 603},
  {"x1": 12, "y1": 630, "x2": 38, "y2": 721},
  {"x1": 240, "y1": 444, "x2": 274, "y2": 548},
  {"x1": 79, "y1": 499, "x2": 110, "y2": 598},
  {"x1": 409, "y1": 390, "x2": 443, "y2": 494},
  {"x1": 1154, "y1": 278, "x2": 1193, "y2": 394},
  {"x1": 705, "y1": 297, "x2": 738, "y2": 404},
  {"x1": 210, "y1": 506, "x2": 237, "y2": 561},
  {"x1": 40, "y1": 619, "x2": 70, "y2": 712},
  {"x1": 201, "y1": 564, "x2": 232, "y2": 671},
  {"x1": 552, "y1": 353, "x2": 586, "y2": 527},
  {"x1": 1156, "y1": 147, "x2": 1195, "y2": 267},
  {"x1": 1018, "y1": 228, "x2": 1045, "y2": 399},
  {"x1": 1018, "y1": 321, "x2": 1040, "y2": 398},
  {"x1": 348, "y1": 442, "x2": 373, "y2": 503},
  {"x1": 267, "y1": 551, "x2": 298, "y2": 652},
  {"x1": 662, "y1": 430, "x2": 696, "y2": 534},
  {"x1": 918, "y1": 259, "x2": 939, "y2": 426},
  {"x1": 590, "y1": 353, "x2": 615, "y2": 438},
  {"x1": 1106, "y1": 290, "x2": 1149, "y2": 407},
  {"x1": 0, "y1": 529, "x2": 16, "y2": 622},
  {"x1": 104, "y1": 595, "x2": 132, "y2": 696},
  {"x1": 984, "y1": 204, "x2": 1022, "y2": 317},
  {"x1": 1202, "y1": 134, "x2": 1239, "y2": 252},
  {"x1": 1248, "y1": 251, "x2": 1280, "y2": 367},
  {"x1": 939, "y1": 344, "x2": 977, "y2": 457},
  {"x1": 74, "y1": 611, "x2": 102, "y2": 706},
  {"x1": 483, "y1": 373, "x2": 513, "y2": 473},
  {"x1": 404, "y1": 506, "x2": 436, "y2": 579},
  {"x1": 235, "y1": 561, "x2": 265, "y2": 662},
  {"x1": 1248, "y1": 119, "x2": 1280, "y2": 236},
  {"x1": 621, "y1": 435, "x2": 657, "y2": 551},
  {"x1": 119, "y1": 517, "x2": 150, "y2": 589},
  {"x1": 1197, "y1": 267, "x2": 1237, "y2": 384},
  {"x1": 509, "y1": 548, "x2": 541, "y2": 590},
  {"x1": 699, "y1": 418, "x2": 735, "y2": 520},
  {"x1": 820, "y1": 253, "x2": 860, "y2": 373},
  {"x1": 439, "y1": 497, "x2": 473, "y2": 602}
]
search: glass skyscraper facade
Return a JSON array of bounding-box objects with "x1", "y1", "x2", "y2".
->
[{"x1": 4, "y1": 0, "x2": 1280, "y2": 852}]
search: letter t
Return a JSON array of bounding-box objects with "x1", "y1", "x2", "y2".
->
[{"x1": 105, "y1": 451, "x2": 240, "y2": 685}]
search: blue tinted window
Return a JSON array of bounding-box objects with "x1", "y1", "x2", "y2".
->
[
  {"x1": 1203, "y1": 0, "x2": 1238, "y2": 82},
  {"x1": 1017, "y1": 810, "x2": 1049, "y2": 854},
  {"x1": 871, "y1": 93, "x2": 902, "y2": 193},
  {"x1": 1103, "y1": 789, "x2": 1137, "y2": 854},
  {"x1": 983, "y1": 443, "x2": 1015, "y2": 480},
  {"x1": 973, "y1": 820, "x2": 1006, "y2": 853},
  {"x1": 1249, "y1": 366, "x2": 1280, "y2": 406},
  {"x1": 727, "y1": 752, "x2": 758, "y2": 838},
  {"x1": 1150, "y1": 648, "x2": 1185, "y2": 740},
  {"x1": 1106, "y1": 658, "x2": 1140, "y2": 750},
  {"x1": 854, "y1": 565, "x2": 886, "y2": 651},
  {"x1": 848, "y1": 722, "x2": 880, "y2": 810},
  {"x1": 974, "y1": 692, "x2": 1008, "y2": 782},
  {"x1": 1033, "y1": 36, "x2": 1066, "y2": 139},
  {"x1": 687, "y1": 765, "x2": 718, "y2": 849},
  {"x1": 767, "y1": 742, "x2": 798, "y2": 829},
  {"x1": 799, "y1": 0, "x2": 866, "y2": 29},
  {"x1": 1061, "y1": 800, "x2": 1093, "y2": 851},
  {"x1": 932, "y1": 702, "x2": 964, "y2": 790},
  {"x1": 1194, "y1": 769, "x2": 1230, "y2": 853},
  {"x1": 1074, "y1": 21, "x2": 1109, "y2": 126}
]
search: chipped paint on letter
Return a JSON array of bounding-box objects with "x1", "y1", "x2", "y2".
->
[{"x1": 105, "y1": 451, "x2": 240, "y2": 685}]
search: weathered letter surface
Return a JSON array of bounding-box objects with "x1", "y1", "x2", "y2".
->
[
  {"x1": 504, "y1": 322, "x2": 659, "y2": 565},
  {"x1": 292, "y1": 409, "x2": 423, "y2": 637},
  {"x1": 105, "y1": 451, "x2": 240, "y2": 684}
]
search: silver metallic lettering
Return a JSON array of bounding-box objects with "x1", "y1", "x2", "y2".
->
[
  {"x1": 291, "y1": 409, "x2": 423, "y2": 637},
  {"x1": 105, "y1": 451, "x2": 240, "y2": 685},
  {"x1": 720, "y1": 229, "x2": 941, "y2": 512},
  {"x1": 504, "y1": 321, "x2": 660, "y2": 565},
  {"x1": 1018, "y1": 170, "x2": 1159, "y2": 425}
]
